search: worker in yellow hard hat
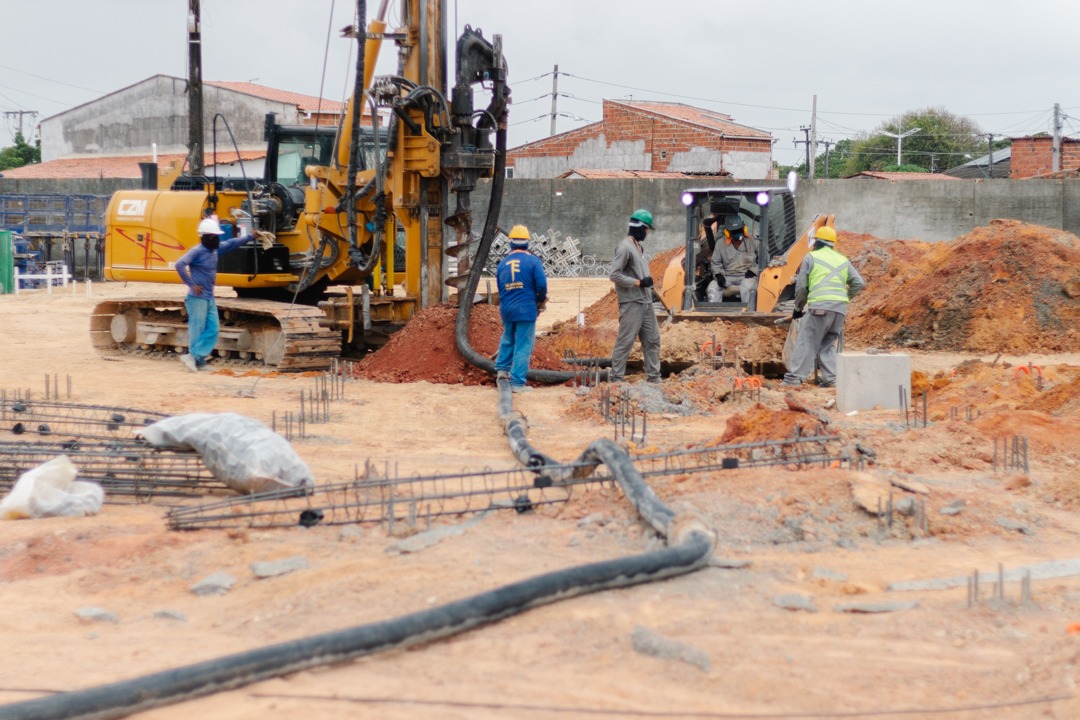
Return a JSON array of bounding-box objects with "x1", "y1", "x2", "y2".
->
[
  {"x1": 494, "y1": 225, "x2": 548, "y2": 393},
  {"x1": 781, "y1": 225, "x2": 865, "y2": 388}
]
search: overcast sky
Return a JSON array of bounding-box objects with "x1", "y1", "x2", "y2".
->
[{"x1": 3, "y1": 0, "x2": 1079, "y2": 169}]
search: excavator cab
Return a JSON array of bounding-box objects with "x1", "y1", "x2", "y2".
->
[{"x1": 657, "y1": 181, "x2": 834, "y2": 323}]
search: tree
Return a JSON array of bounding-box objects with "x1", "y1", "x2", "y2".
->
[
  {"x1": 842, "y1": 107, "x2": 986, "y2": 176},
  {"x1": 0, "y1": 132, "x2": 41, "y2": 171}
]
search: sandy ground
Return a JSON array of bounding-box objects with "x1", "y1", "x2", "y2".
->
[{"x1": 1, "y1": 277, "x2": 1080, "y2": 719}]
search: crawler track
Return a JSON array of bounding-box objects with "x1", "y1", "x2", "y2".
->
[{"x1": 90, "y1": 298, "x2": 342, "y2": 371}]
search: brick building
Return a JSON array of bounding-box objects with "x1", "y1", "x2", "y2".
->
[
  {"x1": 1009, "y1": 136, "x2": 1080, "y2": 178},
  {"x1": 507, "y1": 100, "x2": 773, "y2": 180}
]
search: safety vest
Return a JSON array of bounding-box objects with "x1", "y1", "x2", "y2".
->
[{"x1": 806, "y1": 246, "x2": 852, "y2": 305}]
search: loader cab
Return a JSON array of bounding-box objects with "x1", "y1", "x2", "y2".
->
[{"x1": 658, "y1": 186, "x2": 798, "y2": 316}]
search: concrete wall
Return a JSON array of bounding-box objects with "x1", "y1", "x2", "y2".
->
[{"x1": 474, "y1": 177, "x2": 1080, "y2": 262}]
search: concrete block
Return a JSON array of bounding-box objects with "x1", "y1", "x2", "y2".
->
[{"x1": 837, "y1": 352, "x2": 911, "y2": 413}]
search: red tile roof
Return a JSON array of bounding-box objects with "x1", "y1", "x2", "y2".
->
[
  {"x1": 845, "y1": 171, "x2": 962, "y2": 181},
  {"x1": 206, "y1": 82, "x2": 344, "y2": 115},
  {"x1": 1, "y1": 151, "x2": 266, "y2": 180},
  {"x1": 611, "y1": 100, "x2": 771, "y2": 139}
]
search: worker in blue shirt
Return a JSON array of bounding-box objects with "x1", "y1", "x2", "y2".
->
[
  {"x1": 174, "y1": 215, "x2": 252, "y2": 372},
  {"x1": 494, "y1": 225, "x2": 548, "y2": 393}
]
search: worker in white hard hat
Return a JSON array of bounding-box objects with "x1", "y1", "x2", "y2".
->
[
  {"x1": 174, "y1": 215, "x2": 255, "y2": 372},
  {"x1": 494, "y1": 225, "x2": 548, "y2": 393},
  {"x1": 781, "y1": 225, "x2": 865, "y2": 388}
]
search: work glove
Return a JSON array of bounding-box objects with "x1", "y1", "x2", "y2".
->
[
  {"x1": 716, "y1": 275, "x2": 727, "y2": 289},
  {"x1": 744, "y1": 270, "x2": 756, "y2": 278},
  {"x1": 639, "y1": 276, "x2": 654, "y2": 289},
  {"x1": 792, "y1": 308, "x2": 805, "y2": 320},
  {"x1": 537, "y1": 300, "x2": 547, "y2": 313}
]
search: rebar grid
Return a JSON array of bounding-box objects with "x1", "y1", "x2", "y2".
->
[
  {"x1": 165, "y1": 434, "x2": 853, "y2": 532},
  {"x1": 0, "y1": 399, "x2": 168, "y2": 441},
  {"x1": 0, "y1": 440, "x2": 226, "y2": 503},
  {"x1": 630, "y1": 433, "x2": 854, "y2": 476},
  {"x1": 165, "y1": 461, "x2": 594, "y2": 531}
]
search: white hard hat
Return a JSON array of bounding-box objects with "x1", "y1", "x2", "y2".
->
[{"x1": 197, "y1": 217, "x2": 224, "y2": 235}]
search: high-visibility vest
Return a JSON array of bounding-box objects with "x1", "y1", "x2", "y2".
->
[{"x1": 807, "y1": 246, "x2": 852, "y2": 305}]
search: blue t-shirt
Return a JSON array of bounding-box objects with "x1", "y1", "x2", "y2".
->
[
  {"x1": 175, "y1": 235, "x2": 251, "y2": 298},
  {"x1": 496, "y1": 249, "x2": 548, "y2": 322}
]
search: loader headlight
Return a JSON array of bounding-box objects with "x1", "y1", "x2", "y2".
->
[
  {"x1": 756, "y1": 191, "x2": 771, "y2": 206},
  {"x1": 681, "y1": 192, "x2": 694, "y2": 206}
]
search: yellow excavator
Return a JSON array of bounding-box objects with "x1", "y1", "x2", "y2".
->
[
  {"x1": 93, "y1": 0, "x2": 509, "y2": 370},
  {"x1": 657, "y1": 177, "x2": 834, "y2": 324}
]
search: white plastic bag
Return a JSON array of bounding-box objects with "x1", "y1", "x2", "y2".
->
[
  {"x1": 141, "y1": 413, "x2": 314, "y2": 494},
  {"x1": 705, "y1": 280, "x2": 721, "y2": 303},
  {"x1": 782, "y1": 316, "x2": 800, "y2": 370},
  {"x1": 0, "y1": 456, "x2": 105, "y2": 520}
]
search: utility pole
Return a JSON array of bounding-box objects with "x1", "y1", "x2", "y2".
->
[
  {"x1": 549, "y1": 64, "x2": 559, "y2": 137},
  {"x1": 987, "y1": 134, "x2": 994, "y2": 178},
  {"x1": 808, "y1": 95, "x2": 817, "y2": 180},
  {"x1": 819, "y1": 139, "x2": 833, "y2": 178},
  {"x1": 3, "y1": 110, "x2": 38, "y2": 139},
  {"x1": 794, "y1": 126, "x2": 811, "y2": 177},
  {"x1": 187, "y1": 0, "x2": 205, "y2": 176},
  {"x1": 881, "y1": 126, "x2": 920, "y2": 167},
  {"x1": 1052, "y1": 103, "x2": 1062, "y2": 173}
]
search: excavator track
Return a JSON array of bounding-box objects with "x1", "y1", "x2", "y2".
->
[{"x1": 90, "y1": 298, "x2": 342, "y2": 371}]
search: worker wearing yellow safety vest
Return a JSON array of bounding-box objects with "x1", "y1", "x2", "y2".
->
[{"x1": 781, "y1": 226, "x2": 865, "y2": 388}]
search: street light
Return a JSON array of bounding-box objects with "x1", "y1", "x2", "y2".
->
[{"x1": 881, "y1": 127, "x2": 921, "y2": 166}]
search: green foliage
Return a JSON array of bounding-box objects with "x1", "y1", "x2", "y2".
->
[
  {"x1": 881, "y1": 164, "x2": 927, "y2": 173},
  {"x1": 842, "y1": 107, "x2": 986, "y2": 175},
  {"x1": 0, "y1": 132, "x2": 41, "y2": 171}
]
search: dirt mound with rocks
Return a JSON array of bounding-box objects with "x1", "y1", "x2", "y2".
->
[
  {"x1": 355, "y1": 303, "x2": 570, "y2": 385},
  {"x1": 844, "y1": 220, "x2": 1080, "y2": 353}
]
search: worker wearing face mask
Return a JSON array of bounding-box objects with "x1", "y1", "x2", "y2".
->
[
  {"x1": 174, "y1": 215, "x2": 253, "y2": 372},
  {"x1": 608, "y1": 208, "x2": 661, "y2": 384}
]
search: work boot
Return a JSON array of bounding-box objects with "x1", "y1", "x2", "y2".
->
[
  {"x1": 179, "y1": 354, "x2": 198, "y2": 373},
  {"x1": 511, "y1": 385, "x2": 531, "y2": 394}
]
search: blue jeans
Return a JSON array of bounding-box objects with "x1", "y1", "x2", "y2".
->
[
  {"x1": 494, "y1": 320, "x2": 536, "y2": 387},
  {"x1": 185, "y1": 295, "x2": 219, "y2": 364}
]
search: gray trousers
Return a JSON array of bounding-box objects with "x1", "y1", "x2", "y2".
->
[
  {"x1": 611, "y1": 301, "x2": 661, "y2": 382},
  {"x1": 783, "y1": 309, "x2": 845, "y2": 385}
]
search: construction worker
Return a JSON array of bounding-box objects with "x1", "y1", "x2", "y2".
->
[
  {"x1": 708, "y1": 214, "x2": 758, "y2": 307},
  {"x1": 494, "y1": 225, "x2": 548, "y2": 393},
  {"x1": 609, "y1": 209, "x2": 661, "y2": 383},
  {"x1": 175, "y1": 215, "x2": 253, "y2": 372},
  {"x1": 781, "y1": 226, "x2": 865, "y2": 388}
]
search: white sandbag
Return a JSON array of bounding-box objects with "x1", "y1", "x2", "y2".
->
[
  {"x1": 141, "y1": 413, "x2": 314, "y2": 494},
  {"x1": 0, "y1": 456, "x2": 104, "y2": 520}
]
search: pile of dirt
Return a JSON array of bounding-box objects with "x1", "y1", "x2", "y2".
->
[
  {"x1": 355, "y1": 303, "x2": 570, "y2": 385},
  {"x1": 844, "y1": 220, "x2": 1080, "y2": 353},
  {"x1": 714, "y1": 403, "x2": 834, "y2": 444}
]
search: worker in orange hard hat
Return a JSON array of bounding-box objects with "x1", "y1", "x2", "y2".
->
[
  {"x1": 494, "y1": 225, "x2": 548, "y2": 393},
  {"x1": 781, "y1": 225, "x2": 865, "y2": 389}
]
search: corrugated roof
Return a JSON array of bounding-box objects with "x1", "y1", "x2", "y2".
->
[
  {"x1": 845, "y1": 171, "x2": 962, "y2": 181},
  {"x1": 206, "y1": 81, "x2": 344, "y2": 115},
  {"x1": 612, "y1": 100, "x2": 771, "y2": 139},
  {"x1": 557, "y1": 168, "x2": 729, "y2": 179},
  {"x1": 1, "y1": 151, "x2": 266, "y2": 180}
]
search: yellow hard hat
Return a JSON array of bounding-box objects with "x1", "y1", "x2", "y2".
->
[
  {"x1": 814, "y1": 226, "x2": 837, "y2": 245},
  {"x1": 508, "y1": 225, "x2": 530, "y2": 244}
]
